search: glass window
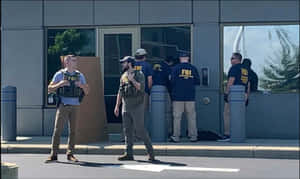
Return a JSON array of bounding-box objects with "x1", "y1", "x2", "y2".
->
[
  {"x1": 46, "y1": 28, "x2": 96, "y2": 105},
  {"x1": 141, "y1": 26, "x2": 191, "y2": 65},
  {"x1": 223, "y1": 24, "x2": 299, "y2": 93}
]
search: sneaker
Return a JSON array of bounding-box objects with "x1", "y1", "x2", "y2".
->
[
  {"x1": 67, "y1": 154, "x2": 79, "y2": 162},
  {"x1": 118, "y1": 154, "x2": 134, "y2": 161},
  {"x1": 169, "y1": 136, "x2": 179, "y2": 143},
  {"x1": 190, "y1": 139, "x2": 198, "y2": 142},
  {"x1": 217, "y1": 135, "x2": 231, "y2": 142},
  {"x1": 45, "y1": 155, "x2": 57, "y2": 163}
]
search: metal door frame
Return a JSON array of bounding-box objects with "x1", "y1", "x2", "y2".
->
[{"x1": 97, "y1": 27, "x2": 140, "y2": 88}]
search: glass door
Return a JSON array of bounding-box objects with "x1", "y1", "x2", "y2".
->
[{"x1": 98, "y1": 27, "x2": 140, "y2": 123}]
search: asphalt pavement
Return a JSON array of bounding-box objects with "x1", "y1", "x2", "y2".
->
[{"x1": 2, "y1": 154, "x2": 299, "y2": 179}]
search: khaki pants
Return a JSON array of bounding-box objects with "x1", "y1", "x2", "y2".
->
[
  {"x1": 51, "y1": 104, "x2": 78, "y2": 156},
  {"x1": 172, "y1": 101, "x2": 197, "y2": 141},
  {"x1": 223, "y1": 102, "x2": 230, "y2": 136},
  {"x1": 122, "y1": 104, "x2": 154, "y2": 157}
]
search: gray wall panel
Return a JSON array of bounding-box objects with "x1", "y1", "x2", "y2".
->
[
  {"x1": 140, "y1": 0, "x2": 192, "y2": 24},
  {"x1": 2, "y1": 30, "x2": 44, "y2": 106},
  {"x1": 193, "y1": 23, "x2": 220, "y2": 90},
  {"x1": 193, "y1": 1, "x2": 219, "y2": 23},
  {"x1": 44, "y1": 0, "x2": 93, "y2": 26},
  {"x1": 245, "y1": 93, "x2": 299, "y2": 139},
  {"x1": 196, "y1": 90, "x2": 221, "y2": 133},
  {"x1": 221, "y1": 0, "x2": 300, "y2": 22},
  {"x1": 1, "y1": 0, "x2": 43, "y2": 28},
  {"x1": 43, "y1": 109, "x2": 68, "y2": 136},
  {"x1": 95, "y1": 1, "x2": 138, "y2": 25},
  {"x1": 17, "y1": 109, "x2": 43, "y2": 136}
]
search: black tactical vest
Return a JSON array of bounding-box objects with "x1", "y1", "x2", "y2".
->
[{"x1": 57, "y1": 71, "x2": 83, "y2": 98}]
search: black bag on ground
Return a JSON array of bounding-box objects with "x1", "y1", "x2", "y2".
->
[{"x1": 197, "y1": 130, "x2": 223, "y2": 141}]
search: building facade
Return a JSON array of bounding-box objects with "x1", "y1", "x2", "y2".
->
[{"x1": 1, "y1": 0, "x2": 299, "y2": 139}]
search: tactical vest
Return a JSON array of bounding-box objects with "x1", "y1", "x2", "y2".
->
[
  {"x1": 57, "y1": 70, "x2": 84, "y2": 98},
  {"x1": 119, "y1": 70, "x2": 144, "y2": 98}
]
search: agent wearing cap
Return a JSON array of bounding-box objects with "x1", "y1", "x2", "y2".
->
[
  {"x1": 169, "y1": 52, "x2": 200, "y2": 142},
  {"x1": 114, "y1": 56, "x2": 155, "y2": 161},
  {"x1": 134, "y1": 48, "x2": 153, "y2": 132},
  {"x1": 221, "y1": 52, "x2": 250, "y2": 141}
]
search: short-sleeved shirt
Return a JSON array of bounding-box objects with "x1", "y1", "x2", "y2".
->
[
  {"x1": 228, "y1": 63, "x2": 249, "y2": 91},
  {"x1": 51, "y1": 69, "x2": 87, "y2": 105},
  {"x1": 118, "y1": 70, "x2": 145, "y2": 111},
  {"x1": 170, "y1": 62, "x2": 200, "y2": 101},
  {"x1": 134, "y1": 60, "x2": 153, "y2": 95},
  {"x1": 152, "y1": 61, "x2": 171, "y2": 87}
]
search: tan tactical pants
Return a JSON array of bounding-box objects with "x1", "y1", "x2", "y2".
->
[{"x1": 51, "y1": 104, "x2": 78, "y2": 156}]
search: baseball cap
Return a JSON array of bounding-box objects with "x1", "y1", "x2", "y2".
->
[
  {"x1": 135, "y1": 48, "x2": 147, "y2": 56},
  {"x1": 178, "y1": 52, "x2": 189, "y2": 58},
  {"x1": 120, "y1": 56, "x2": 135, "y2": 64}
]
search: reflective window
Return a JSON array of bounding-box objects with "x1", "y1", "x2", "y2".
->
[
  {"x1": 223, "y1": 24, "x2": 299, "y2": 93},
  {"x1": 141, "y1": 26, "x2": 191, "y2": 65},
  {"x1": 46, "y1": 28, "x2": 96, "y2": 104}
]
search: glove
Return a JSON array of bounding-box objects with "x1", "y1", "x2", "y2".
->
[
  {"x1": 224, "y1": 94, "x2": 229, "y2": 103},
  {"x1": 245, "y1": 98, "x2": 249, "y2": 106}
]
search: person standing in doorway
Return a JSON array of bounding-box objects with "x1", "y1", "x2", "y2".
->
[
  {"x1": 221, "y1": 52, "x2": 250, "y2": 141},
  {"x1": 134, "y1": 48, "x2": 153, "y2": 132},
  {"x1": 169, "y1": 52, "x2": 200, "y2": 143},
  {"x1": 114, "y1": 56, "x2": 156, "y2": 161},
  {"x1": 45, "y1": 55, "x2": 89, "y2": 163}
]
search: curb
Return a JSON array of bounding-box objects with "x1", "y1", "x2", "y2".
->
[{"x1": 2, "y1": 144, "x2": 299, "y2": 160}]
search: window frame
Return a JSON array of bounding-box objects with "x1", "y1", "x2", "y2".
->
[
  {"x1": 44, "y1": 24, "x2": 193, "y2": 108},
  {"x1": 220, "y1": 21, "x2": 300, "y2": 94},
  {"x1": 44, "y1": 26, "x2": 97, "y2": 108}
]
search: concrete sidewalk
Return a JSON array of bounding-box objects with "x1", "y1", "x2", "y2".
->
[{"x1": 1, "y1": 137, "x2": 299, "y2": 159}]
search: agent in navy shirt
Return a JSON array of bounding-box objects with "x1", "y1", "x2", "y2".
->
[
  {"x1": 169, "y1": 52, "x2": 200, "y2": 143},
  {"x1": 170, "y1": 60, "x2": 200, "y2": 101},
  {"x1": 222, "y1": 52, "x2": 249, "y2": 142},
  {"x1": 152, "y1": 59, "x2": 171, "y2": 87},
  {"x1": 134, "y1": 48, "x2": 153, "y2": 132}
]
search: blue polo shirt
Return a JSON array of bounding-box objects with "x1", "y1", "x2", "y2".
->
[
  {"x1": 134, "y1": 60, "x2": 153, "y2": 95},
  {"x1": 152, "y1": 61, "x2": 171, "y2": 87},
  {"x1": 52, "y1": 69, "x2": 87, "y2": 105},
  {"x1": 228, "y1": 63, "x2": 249, "y2": 87},
  {"x1": 170, "y1": 62, "x2": 200, "y2": 101}
]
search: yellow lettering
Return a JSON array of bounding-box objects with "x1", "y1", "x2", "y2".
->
[{"x1": 135, "y1": 66, "x2": 142, "y2": 71}]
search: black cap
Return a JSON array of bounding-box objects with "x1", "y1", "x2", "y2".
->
[
  {"x1": 178, "y1": 52, "x2": 189, "y2": 58},
  {"x1": 120, "y1": 56, "x2": 135, "y2": 65}
]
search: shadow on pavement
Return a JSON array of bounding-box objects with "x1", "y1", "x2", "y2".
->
[
  {"x1": 55, "y1": 161, "x2": 123, "y2": 168},
  {"x1": 136, "y1": 159, "x2": 187, "y2": 166}
]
